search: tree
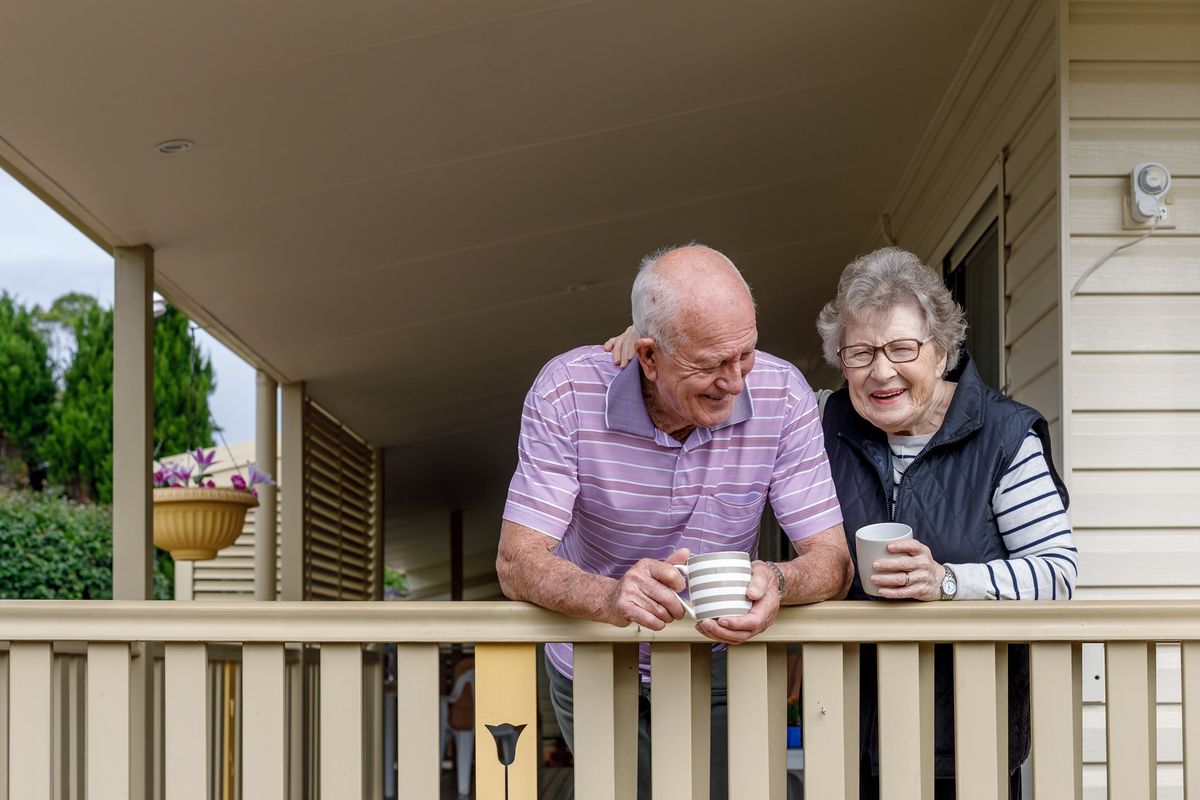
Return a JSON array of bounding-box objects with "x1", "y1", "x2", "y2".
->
[
  {"x1": 0, "y1": 293, "x2": 57, "y2": 488},
  {"x1": 42, "y1": 299, "x2": 216, "y2": 503},
  {"x1": 43, "y1": 303, "x2": 114, "y2": 502},
  {"x1": 153, "y1": 306, "x2": 216, "y2": 458}
]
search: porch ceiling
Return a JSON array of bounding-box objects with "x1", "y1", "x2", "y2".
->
[{"x1": 1, "y1": 1, "x2": 992, "y2": 554}]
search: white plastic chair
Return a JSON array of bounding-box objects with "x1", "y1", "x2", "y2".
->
[{"x1": 439, "y1": 666, "x2": 475, "y2": 798}]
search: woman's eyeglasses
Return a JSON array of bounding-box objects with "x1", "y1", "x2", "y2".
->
[{"x1": 837, "y1": 339, "x2": 926, "y2": 369}]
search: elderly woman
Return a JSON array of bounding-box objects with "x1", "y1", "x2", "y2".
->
[
  {"x1": 814, "y1": 247, "x2": 1074, "y2": 799},
  {"x1": 606, "y1": 246, "x2": 1075, "y2": 799}
]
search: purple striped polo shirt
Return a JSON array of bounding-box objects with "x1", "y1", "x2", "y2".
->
[{"x1": 503, "y1": 346, "x2": 842, "y2": 680}]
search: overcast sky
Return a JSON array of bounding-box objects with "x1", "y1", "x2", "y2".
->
[{"x1": 0, "y1": 171, "x2": 256, "y2": 446}]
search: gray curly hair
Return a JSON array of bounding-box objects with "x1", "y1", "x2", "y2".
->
[{"x1": 815, "y1": 247, "x2": 967, "y2": 373}]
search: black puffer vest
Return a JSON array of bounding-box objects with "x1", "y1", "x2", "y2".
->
[{"x1": 821, "y1": 351, "x2": 1068, "y2": 779}]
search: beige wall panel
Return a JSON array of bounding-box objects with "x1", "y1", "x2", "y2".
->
[
  {"x1": 1073, "y1": 412, "x2": 1200, "y2": 469},
  {"x1": 1070, "y1": 177, "x2": 1200, "y2": 236},
  {"x1": 1007, "y1": 253, "x2": 1059, "y2": 343},
  {"x1": 1081, "y1": 642, "x2": 1183, "y2": 705},
  {"x1": 1076, "y1": 585, "x2": 1200, "y2": 600},
  {"x1": 1070, "y1": 470, "x2": 1200, "y2": 528},
  {"x1": 1069, "y1": 120, "x2": 1200, "y2": 177},
  {"x1": 1068, "y1": 237, "x2": 1200, "y2": 294},
  {"x1": 1071, "y1": 296, "x2": 1200, "y2": 352},
  {"x1": 1007, "y1": 200, "x2": 1058, "y2": 293},
  {"x1": 913, "y1": 34, "x2": 1057, "y2": 258},
  {"x1": 1071, "y1": 354, "x2": 1200, "y2": 410},
  {"x1": 1006, "y1": 140, "x2": 1058, "y2": 244},
  {"x1": 1069, "y1": 13, "x2": 1200, "y2": 62},
  {"x1": 888, "y1": 0, "x2": 1045, "y2": 234},
  {"x1": 1081, "y1": 764, "x2": 1183, "y2": 800},
  {"x1": 1076, "y1": 530, "x2": 1200, "y2": 587},
  {"x1": 1011, "y1": 365, "x2": 1062, "y2": 424},
  {"x1": 1082, "y1": 705, "x2": 1183, "y2": 764},
  {"x1": 1005, "y1": 87, "x2": 1058, "y2": 191},
  {"x1": 1070, "y1": 62, "x2": 1200, "y2": 119},
  {"x1": 1007, "y1": 304, "x2": 1059, "y2": 379}
]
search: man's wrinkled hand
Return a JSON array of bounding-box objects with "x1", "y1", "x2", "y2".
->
[
  {"x1": 695, "y1": 560, "x2": 781, "y2": 644},
  {"x1": 606, "y1": 548, "x2": 690, "y2": 630}
]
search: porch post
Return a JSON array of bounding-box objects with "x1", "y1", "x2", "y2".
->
[
  {"x1": 111, "y1": 245, "x2": 155, "y2": 800},
  {"x1": 280, "y1": 381, "x2": 305, "y2": 601},
  {"x1": 112, "y1": 245, "x2": 154, "y2": 600},
  {"x1": 255, "y1": 371, "x2": 279, "y2": 600}
]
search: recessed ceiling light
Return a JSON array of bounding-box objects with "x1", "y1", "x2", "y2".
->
[{"x1": 155, "y1": 139, "x2": 194, "y2": 155}]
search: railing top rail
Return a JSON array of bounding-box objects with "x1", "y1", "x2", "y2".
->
[{"x1": 0, "y1": 599, "x2": 1197, "y2": 644}]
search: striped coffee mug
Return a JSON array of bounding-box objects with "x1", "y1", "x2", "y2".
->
[{"x1": 674, "y1": 551, "x2": 753, "y2": 620}]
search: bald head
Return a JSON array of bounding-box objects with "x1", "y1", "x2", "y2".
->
[{"x1": 632, "y1": 244, "x2": 755, "y2": 353}]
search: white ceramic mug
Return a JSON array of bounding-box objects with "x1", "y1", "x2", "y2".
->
[
  {"x1": 674, "y1": 551, "x2": 753, "y2": 620},
  {"x1": 854, "y1": 522, "x2": 914, "y2": 597}
]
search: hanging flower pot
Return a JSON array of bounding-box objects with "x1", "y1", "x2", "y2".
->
[
  {"x1": 153, "y1": 487, "x2": 258, "y2": 560},
  {"x1": 152, "y1": 449, "x2": 274, "y2": 561}
]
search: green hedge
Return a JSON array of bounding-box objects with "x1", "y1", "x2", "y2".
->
[{"x1": 0, "y1": 489, "x2": 172, "y2": 600}]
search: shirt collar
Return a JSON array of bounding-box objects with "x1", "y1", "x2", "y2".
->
[{"x1": 605, "y1": 360, "x2": 755, "y2": 438}]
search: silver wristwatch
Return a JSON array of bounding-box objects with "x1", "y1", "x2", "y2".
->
[{"x1": 939, "y1": 565, "x2": 958, "y2": 600}]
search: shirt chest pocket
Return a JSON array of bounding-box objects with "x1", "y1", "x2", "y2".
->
[{"x1": 704, "y1": 491, "x2": 767, "y2": 525}]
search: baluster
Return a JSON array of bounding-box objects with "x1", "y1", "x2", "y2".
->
[
  {"x1": 243, "y1": 643, "x2": 287, "y2": 799},
  {"x1": 876, "y1": 642, "x2": 933, "y2": 800},
  {"x1": 320, "y1": 643, "x2": 364, "y2": 798},
  {"x1": 1181, "y1": 642, "x2": 1198, "y2": 800},
  {"x1": 1030, "y1": 642, "x2": 1081, "y2": 798},
  {"x1": 572, "y1": 643, "x2": 636, "y2": 800},
  {"x1": 393, "y1": 643, "x2": 439, "y2": 799},
  {"x1": 953, "y1": 643, "x2": 1004, "y2": 799},
  {"x1": 165, "y1": 643, "x2": 208, "y2": 800},
  {"x1": 651, "y1": 643, "x2": 711, "y2": 799},
  {"x1": 803, "y1": 642, "x2": 859, "y2": 798},
  {"x1": 728, "y1": 642, "x2": 783, "y2": 800},
  {"x1": 88, "y1": 643, "x2": 132, "y2": 799},
  {"x1": 9, "y1": 642, "x2": 52, "y2": 798},
  {"x1": 1105, "y1": 641, "x2": 1157, "y2": 799},
  {"x1": 476, "y1": 643, "x2": 541, "y2": 800}
]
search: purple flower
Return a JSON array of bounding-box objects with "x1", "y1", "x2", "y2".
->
[
  {"x1": 247, "y1": 464, "x2": 275, "y2": 488},
  {"x1": 203, "y1": 479, "x2": 216, "y2": 489},
  {"x1": 192, "y1": 448, "x2": 219, "y2": 469},
  {"x1": 230, "y1": 474, "x2": 247, "y2": 492}
]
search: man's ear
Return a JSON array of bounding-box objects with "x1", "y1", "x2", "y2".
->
[{"x1": 635, "y1": 338, "x2": 659, "y2": 380}]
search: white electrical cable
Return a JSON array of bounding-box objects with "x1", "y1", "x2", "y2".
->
[{"x1": 1070, "y1": 215, "x2": 1160, "y2": 297}]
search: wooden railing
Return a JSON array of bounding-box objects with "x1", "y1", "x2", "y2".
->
[{"x1": 0, "y1": 600, "x2": 1196, "y2": 799}]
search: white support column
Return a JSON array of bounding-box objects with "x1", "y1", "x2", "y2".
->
[
  {"x1": 256, "y1": 371, "x2": 279, "y2": 600},
  {"x1": 280, "y1": 382, "x2": 305, "y2": 601},
  {"x1": 113, "y1": 245, "x2": 154, "y2": 600},
  {"x1": 112, "y1": 246, "x2": 155, "y2": 800}
]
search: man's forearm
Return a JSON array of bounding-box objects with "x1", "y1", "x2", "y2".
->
[
  {"x1": 496, "y1": 521, "x2": 620, "y2": 624},
  {"x1": 777, "y1": 526, "x2": 854, "y2": 604}
]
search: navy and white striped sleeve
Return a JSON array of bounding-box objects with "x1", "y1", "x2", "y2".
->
[{"x1": 946, "y1": 430, "x2": 1077, "y2": 600}]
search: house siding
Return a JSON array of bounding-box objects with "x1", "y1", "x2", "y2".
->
[
  {"x1": 880, "y1": 0, "x2": 1063, "y2": 455},
  {"x1": 1066, "y1": 2, "x2": 1200, "y2": 798}
]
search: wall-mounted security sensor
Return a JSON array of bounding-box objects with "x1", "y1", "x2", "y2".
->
[{"x1": 1122, "y1": 161, "x2": 1175, "y2": 229}]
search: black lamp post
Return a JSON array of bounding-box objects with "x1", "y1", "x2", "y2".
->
[{"x1": 485, "y1": 722, "x2": 526, "y2": 800}]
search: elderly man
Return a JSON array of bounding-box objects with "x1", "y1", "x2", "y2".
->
[{"x1": 497, "y1": 244, "x2": 852, "y2": 799}]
